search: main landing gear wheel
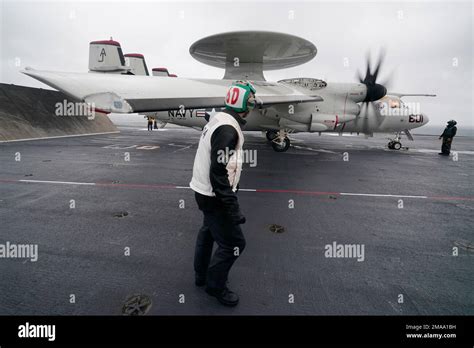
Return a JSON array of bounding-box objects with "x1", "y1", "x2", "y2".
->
[
  {"x1": 271, "y1": 137, "x2": 291, "y2": 152},
  {"x1": 266, "y1": 130, "x2": 278, "y2": 141}
]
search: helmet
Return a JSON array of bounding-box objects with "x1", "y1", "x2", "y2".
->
[
  {"x1": 224, "y1": 80, "x2": 257, "y2": 113},
  {"x1": 448, "y1": 119, "x2": 457, "y2": 126}
]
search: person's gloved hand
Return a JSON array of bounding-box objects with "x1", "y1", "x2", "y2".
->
[{"x1": 229, "y1": 211, "x2": 246, "y2": 225}]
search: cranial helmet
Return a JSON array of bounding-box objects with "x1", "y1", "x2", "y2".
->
[
  {"x1": 224, "y1": 80, "x2": 257, "y2": 113},
  {"x1": 448, "y1": 119, "x2": 457, "y2": 126}
]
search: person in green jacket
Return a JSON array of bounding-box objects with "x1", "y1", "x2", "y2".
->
[{"x1": 438, "y1": 120, "x2": 457, "y2": 156}]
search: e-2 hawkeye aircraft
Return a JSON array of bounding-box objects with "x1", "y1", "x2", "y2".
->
[{"x1": 23, "y1": 31, "x2": 435, "y2": 152}]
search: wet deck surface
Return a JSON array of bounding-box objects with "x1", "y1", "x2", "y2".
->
[{"x1": 0, "y1": 124, "x2": 473, "y2": 315}]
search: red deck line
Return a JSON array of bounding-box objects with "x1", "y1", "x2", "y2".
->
[{"x1": 1, "y1": 179, "x2": 473, "y2": 201}]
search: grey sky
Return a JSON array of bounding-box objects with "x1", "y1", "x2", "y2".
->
[{"x1": 1, "y1": 0, "x2": 472, "y2": 130}]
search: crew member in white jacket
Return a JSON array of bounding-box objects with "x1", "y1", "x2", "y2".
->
[{"x1": 190, "y1": 81, "x2": 257, "y2": 307}]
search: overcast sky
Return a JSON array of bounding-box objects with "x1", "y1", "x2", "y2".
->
[{"x1": 0, "y1": 0, "x2": 472, "y2": 130}]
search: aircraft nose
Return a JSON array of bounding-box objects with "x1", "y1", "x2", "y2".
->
[{"x1": 422, "y1": 113, "x2": 430, "y2": 124}]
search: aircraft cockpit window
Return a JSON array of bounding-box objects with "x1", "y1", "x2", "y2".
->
[{"x1": 389, "y1": 99, "x2": 400, "y2": 108}]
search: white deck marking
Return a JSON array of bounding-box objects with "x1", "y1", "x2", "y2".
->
[
  {"x1": 139, "y1": 128, "x2": 168, "y2": 131},
  {"x1": 325, "y1": 133, "x2": 357, "y2": 137},
  {"x1": 415, "y1": 149, "x2": 474, "y2": 155},
  {"x1": 103, "y1": 144, "x2": 138, "y2": 149},
  {"x1": 19, "y1": 179, "x2": 96, "y2": 186},
  {"x1": 340, "y1": 193, "x2": 428, "y2": 199},
  {"x1": 172, "y1": 144, "x2": 193, "y2": 153},
  {"x1": 4, "y1": 179, "x2": 470, "y2": 201},
  {"x1": 0, "y1": 131, "x2": 120, "y2": 143},
  {"x1": 292, "y1": 145, "x2": 337, "y2": 153}
]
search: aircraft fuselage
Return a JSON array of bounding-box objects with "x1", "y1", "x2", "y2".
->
[{"x1": 150, "y1": 80, "x2": 428, "y2": 134}]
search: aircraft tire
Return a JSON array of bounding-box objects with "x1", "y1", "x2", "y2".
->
[
  {"x1": 271, "y1": 137, "x2": 291, "y2": 152},
  {"x1": 392, "y1": 141, "x2": 402, "y2": 150},
  {"x1": 266, "y1": 130, "x2": 278, "y2": 141}
]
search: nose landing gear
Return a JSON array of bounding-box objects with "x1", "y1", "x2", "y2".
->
[
  {"x1": 387, "y1": 132, "x2": 405, "y2": 150},
  {"x1": 388, "y1": 129, "x2": 414, "y2": 150},
  {"x1": 388, "y1": 140, "x2": 402, "y2": 150}
]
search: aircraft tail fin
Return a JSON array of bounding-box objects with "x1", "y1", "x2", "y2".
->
[
  {"x1": 151, "y1": 68, "x2": 178, "y2": 77},
  {"x1": 124, "y1": 54, "x2": 150, "y2": 76},
  {"x1": 88, "y1": 39, "x2": 130, "y2": 73},
  {"x1": 152, "y1": 68, "x2": 170, "y2": 77}
]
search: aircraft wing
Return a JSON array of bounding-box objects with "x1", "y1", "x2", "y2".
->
[
  {"x1": 388, "y1": 93, "x2": 436, "y2": 98},
  {"x1": 22, "y1": 68, "x2": 322, "y2": 114},
  {"x1": 255, "y1": 95, "x2": 323, "y2": 107},
  {"x1": 122, "y1": 95, "x2": 323, "y2": 113}
]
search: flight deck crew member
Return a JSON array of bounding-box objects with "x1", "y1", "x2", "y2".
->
[
  {"x1": 439, "y1": 120, "x2": 457, "y2": 155},
  {"x1": 190, "y1": 81, "x2": 257, "y2": 307},
  {"x1": 145, "y1": 116, "x2": 153, "y2": 131}
]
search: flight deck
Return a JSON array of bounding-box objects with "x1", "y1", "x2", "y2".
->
[{"x1": 0, "y1": 120, "x2": 472, "y2": 315}]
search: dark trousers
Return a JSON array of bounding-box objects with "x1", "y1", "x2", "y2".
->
[
  {"x1": 148, "y1": 123, "x2": 153, "y2": 131},
  {"x1": 194, "y1": 207, "x2": 246, "y2": 290},
  {"x1": 441, "y1": 138, "x2": 452, "y2": 154}
]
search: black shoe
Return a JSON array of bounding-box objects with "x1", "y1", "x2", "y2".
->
[
  {"x1": 205, "y1": 287, "x2": 239, "y2": 307},
  {"x1": 195, "y1": 274, "x2": 206, "y2": 287}
]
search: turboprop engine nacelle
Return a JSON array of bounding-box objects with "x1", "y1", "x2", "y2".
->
[{"x1": 310, "y1": 113, "x2": 357, "y2": 132}]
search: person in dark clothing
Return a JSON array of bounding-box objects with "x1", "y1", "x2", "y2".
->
[
  {"x1": 439, "y1": 120, "x2": 457, "y2": 155},
  {"x1": 190, "y1": 81, "x2": 257, "y2": 306},
  {"x1": 145, "y1": 115, "x2": 153, "y2": 131}
]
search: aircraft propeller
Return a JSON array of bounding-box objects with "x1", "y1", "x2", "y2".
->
[
  {"x1": 356, "y1": 50, "x2": 389, "y2": 131},
  {"x1": 357, "y1": 49, "x2": 388, "y2": 102}
]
